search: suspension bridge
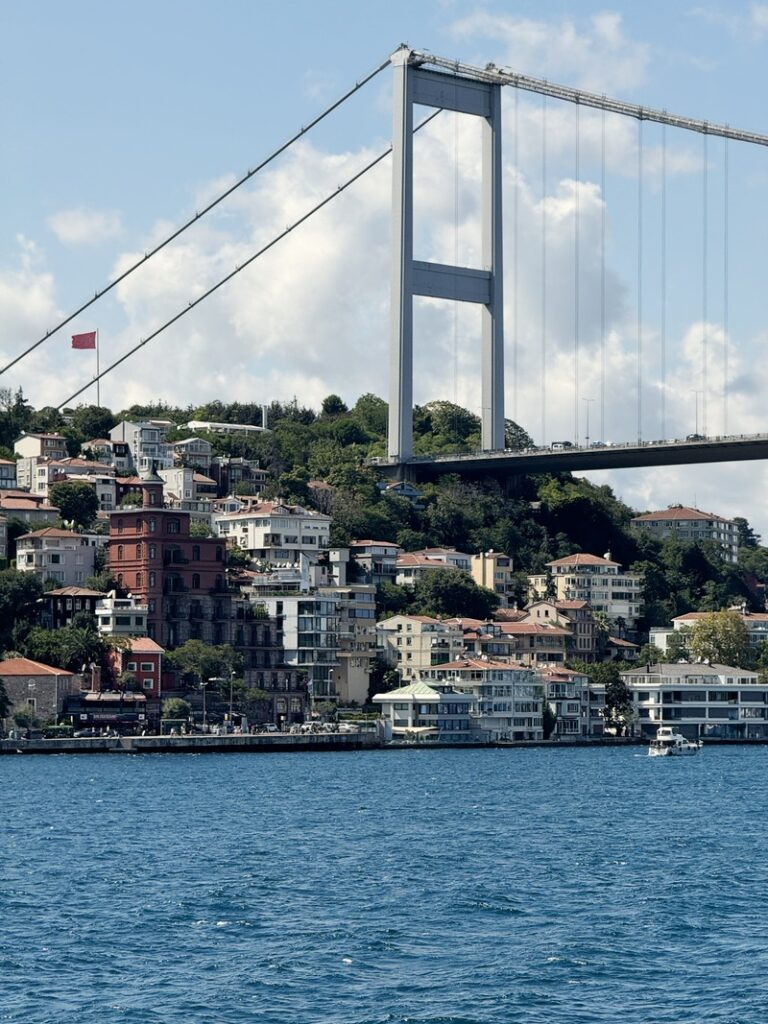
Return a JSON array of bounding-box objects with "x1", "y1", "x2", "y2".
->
[{"x1": 3, "y1": 45, "x2": 768, "y2": 481}]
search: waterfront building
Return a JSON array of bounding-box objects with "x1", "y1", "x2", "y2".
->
[
  {"x1": 471, "y1": 550, "x2": 516, "y2": 607},
  {"x1": 107, "y1": 467, "x2": 229, "y2": 647},
  {"x1": 371, "y1": 680, "x2": 474, "y2": 742},
  {"x1": 16, "y1": 528, "x2": 103, "y2": 587},
  {"x1": 420, "y1": 658, "x2": 544, "y2": 741},
  {"x1": 0, "y1": 657, "x2": 81, "y2": 723},
  {"x1": 377, "y1": 614, "x2": 465, "y2": 680},
  {"x1": 631, "y1": 505, "x2": 740, "y2": 564},
  {"x1": 108, "y1": 637, "x2": 165, "y2": 699},
  {"x1": 621, "y1": 662, "x2": 768, "y2": 740},
  {"x1": 528, "y1": 553, "x2": 644, "y2": 631},
  {"x1": 255, "y1": 592, "x2": 339, "y2": 702},
  {"x1": 536, "y1": 667, "x2": 596, "y2": 738}
]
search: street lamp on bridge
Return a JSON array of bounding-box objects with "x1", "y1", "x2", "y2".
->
[{"x1": 582, "y1": 397, "x2": 596, "y2": 447}]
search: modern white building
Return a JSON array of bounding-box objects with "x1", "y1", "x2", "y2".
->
[
  {"x1": 528, "y1": 553, "x2": 644, "y2": 630},
  {"x1": 185, "y1": 418, "x2": 269, "y2": 436},
  {"x1": 420, "y1": 658, "x2": 544, "y2": 741},
  {"x1": 372, "y1": 680, "x2": 475, "y2": 742},
  {"x1": 256, "y1": 592, "x2": 339, "y2": 701},
  {"x1": 631, "y1": 505, "x2": 740, "y2": 563},
  {"x1": 95, "y1": 592, "x2": 149, "y2": 637},
  {"x1": 622, "y1": 662, "x2": 768, "y2": 740},
  {"x1": 16, "y1": 528, "x2": 104, "y2": 586},
  {"x1": 214, "y1": 501, "x2": 331, "y2": 563},
  {"x1": 650, "y1": 610, "x2": 768, "y2": 654},
  {"x1": 109, "y1": 420, "x2": 174, "y2": 474},
  {"x1": 377, "y1": 614, "x2": 465, "y2": 680}
]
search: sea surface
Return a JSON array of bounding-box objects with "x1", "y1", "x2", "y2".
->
[{"x1": 2, "y1": 745, "x2": 768, "y2": 1023}]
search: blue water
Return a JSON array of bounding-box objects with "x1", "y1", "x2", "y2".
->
[{"x1": 2, "y1": 746, "x2": 768, "y2": 1023}]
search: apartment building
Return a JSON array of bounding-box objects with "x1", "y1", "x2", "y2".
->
[
  {"x1": 95, "y1": 592, "x2": 149, "y2": 638},
  {"x1": 16, "y1": 528, "x2": 103, "y2": 586},
  {"x1": 622, "y1": 662, "x2": 768, "y2": 740},
  {"x1": 528, "y1": 553, "x2": 644, "y2": 630},
  {"x1": 171, "y1": 436, "x2": 212, "y2": 472},
  {"x1": 377, "y1": 614, "x2": 465, "y2": 680},
  {"x1": 81, "y1": 438, "x2": 132, "y2": 474},
  {"x1": 650, "y1": 609, "x2": 768, "y2": 655},
  {"x1": 0, "y1": 491, "x2": 60, "y2": 527},
  {"x1": 349, "y1": 539, "x2": 401, "y2": 585},
  {"x1": 420, "y1": 658, "x2": 544, "y2": 741},
  {"x1": 372, "y1": 680, "x2": 474, "y2": 742},
  {"x1": 14, "y1": 432, "x2": 68, "y2": 461},
  {"x1": 524, "y1": 599, "x2": 601, "y2": 661},
  {"x1": 214, "y1": 501, "x2": 331, "y2": 563},
  {"x1": 39, "y1": 586, "x2": 106, "y2": 629},
  {"x1": 395, "y1": 548, "x2": 471, "y2": 587},
  {"x1": 471, "y1": 550, "x2": 516, "y2": 607},
  {"x1": 109, "y1": 420, "x2": 174, "y2": 473},
  {"x1": 631, "y1": 505, "x2": 740, "y2": 563},
  {"x1": 536, "y1": 667, "x2": 596, "y2": 738},
  {"x1": 0, "y1": 458, "x2": 17, "y2": 490}
]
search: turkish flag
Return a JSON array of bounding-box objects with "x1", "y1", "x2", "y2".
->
[{"x1": 72, "y1": 331, "x2": 97, "y2": 349}]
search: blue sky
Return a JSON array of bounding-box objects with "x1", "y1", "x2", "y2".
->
[{"x1": 3, "y1": 1, "x2": 768, "y2": 535}]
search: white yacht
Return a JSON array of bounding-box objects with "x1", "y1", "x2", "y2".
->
[{"x1": 648, "y1": 725, "x2": 702, "y2": 757}]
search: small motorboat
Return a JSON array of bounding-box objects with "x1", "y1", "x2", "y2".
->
[{"x1": 648, "y1": 725, "x2": 702, "y2": 756}]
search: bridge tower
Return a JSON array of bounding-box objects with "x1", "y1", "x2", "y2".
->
[{"x1": 388, "y1": 47, "x2": 505, "y2": 461}]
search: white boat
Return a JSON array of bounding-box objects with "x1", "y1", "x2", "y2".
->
[{"x1": 648, "y1": 725, "x2": 702, "y2": 757}]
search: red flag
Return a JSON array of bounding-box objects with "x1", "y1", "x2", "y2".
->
[{"x1": 72, "y1": 331, "x2": 97, "y2": 349}]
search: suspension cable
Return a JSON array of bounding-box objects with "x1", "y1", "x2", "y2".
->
[
  {"x1": 661, "y1": 123, "x2": 667, "y2": 440},
  {"x1": 55, "y1": 110, "x2": 442, "y2": 411},
  {"x1": 541, "y1": 94, "x2": 547, "y2": 446},
  {"x1": 637, "y1": 118, "x2": 643, "y2": 443},
  {"x1": 1, "y1": 56, "x2": 392, "y2": 378},
  {"x1": 600, "y1": 106, "x2": 606, "y2": 444},
  {"x1": 512, "y1": 85, "x2": 519, "y2": 423},
  {"x1": 723, "y1": 136, "x2": 729, "y2": 434},
  {"x1": 574, "y1": 100, "x2": 580, "y2": 445},
  {"x1": 702, "y1": 130, "x2": 709, "y2": 435}
]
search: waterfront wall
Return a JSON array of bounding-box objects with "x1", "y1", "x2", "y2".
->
[{"x1": 0, "y1": 732, "x2": 381, "y2": 756}]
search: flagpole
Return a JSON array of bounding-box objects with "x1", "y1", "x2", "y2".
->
[{"x1": 96, "y1": 329, "x2": 100, "y2": 408}]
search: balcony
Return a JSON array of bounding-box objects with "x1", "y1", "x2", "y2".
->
[{"x1": 164, "y1": 552, "x2": 190, "y2": 565}]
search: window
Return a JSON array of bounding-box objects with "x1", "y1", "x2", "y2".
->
[
  {"x1": 117, "y1": 545, "x2": 124, "y2": 560},
  {"x1": 27, "y1": 697, "x2": 37, "y2": 711},
  {"x1": 148, "y1": 599, "x2": 155, "y2": 613},
  {"x1": 115, "y1": 616, "x2": 132, "y2": 626},
  {"x1": 136, "y1": 544, "x2": 143, "y2": 558},
  {"x1": 143, "y1": 679, "x2": 153, "y2": 689},
  {"x1": 215, "y1": 546, "x2": 223, "y2": 561},
  {"x1": 149, "y1": 544, "x2": 156, "y2": 558},
  {"x1": 127, "y1": 661, "x2": 136, "y2": 671},
  {"x1": 192, "y1": 573, "x2": 200, "y2": 589},
  {"x1": 148, "y1": 518, "x2": 156, "y2": 533},
  {"x1": 167, "y1": 519, "x2": 180, "y2": 534},
  {"x1": 192, "y1": 545, "x2": 200, "y2": 562},
  {"x1": 117, "y1": 519, "x2": 124, "y2": 535},
  {"x1": 140, "y1": 662, "x2": 154, "y2": 671}
]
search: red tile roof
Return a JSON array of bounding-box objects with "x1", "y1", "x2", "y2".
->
[
  {"x1": 633, "y1": 506, "x2": 732, "y2": 524},
  {"x1": 45, "y1": 587, "x2": 106, "y2": 597},
  {"x1": 124, "y1": 637, "x2": 165, "y2": 654},
  {"x1": 17, "y1": 527, "x2": 85, "y2": 541},
  {"x1": 0, "y1": 657, "x2": 73, "y2": 677},
  {"x1": 547, "y1": 553, "x2": 619, "y2": 568}
]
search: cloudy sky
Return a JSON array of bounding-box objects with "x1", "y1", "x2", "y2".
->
[{"x1": 3, "y1": 1, "x2": 768, "y2": 536}]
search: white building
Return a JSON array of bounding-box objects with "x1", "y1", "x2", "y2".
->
[
  {"x1": 256, "y1": 592, "x2": 339, "y2": 701},
  {"x1": 651, "y1": 610, "x2": 768, "y2": 655},
  {"x1": 14, "y1": 432, "x2": 68, "y2": 461},
  {"x1": 109, "y1": 420, "x2": 174, "y2": 473},
  {"x1": 214, "y1": 500, "x2": 331, "y2": 563},
  {"x1": 349, "y1": 539, "x2": 401, "y2": 585},
  {"x1": 395, "y1": 549, "x2": 471, "y2": 587},
  {"x1": 377, "y1": 614, "x2": 465, "y2": 680},
  {"x1": 622, "y1": 662, "x2": 768, "y2": 740},
  {"x1": 95, "y1": 592, "x2": 149, "y2": 637},
  {"x1": 420, "y1": 658, "x2": 544, "y2": 741},
  {"x1": 16, "y1": 528, "x2": 104, "y2": 586},
  {"x1": 372, "y1": 680, "x2": 474, "y2": 742},
  {"x1": 81, "y1": 438, "x2": 133, "y2": 474},
  {"x1": 171, "y1": 436, "x2": 212, "y2": 472},
  {"x1": 528, "y1": 552, "x2": 644, "y2": 630},
  {"x1": 184, "y1": 419, "x2": 269, "y2": 437},
  {"x1": 631, "y1": 505, "x2": 740, "y2": 563}
]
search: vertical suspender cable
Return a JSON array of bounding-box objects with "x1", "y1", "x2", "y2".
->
[
  {"x1": 541, "y1": 94, "x2": 548, "y2": 445},
  {"x1": 661, "y1": 123, "x2": 667, "y2": 440},
  {"x1": 601, "y1": 106, "x2": 606, "y2": 444},
  {"x1": 513, "y1": 86, "x2": 519, "y2": 423},
  {"x1": 574, "y1": 100, "x2": 580, "y2": 444},
  {"x1": 702, "y1": 130, "x2": 709, "y2": 436},
  {"x1": 637, "y1": 117, "x2": 643, "y2": 443},
  {"x1": 723, "y1": 136, "x2": 729, "y2": 434},
  {"x1": 453, "y1": 106, "x2": 459, "y2": 411}
]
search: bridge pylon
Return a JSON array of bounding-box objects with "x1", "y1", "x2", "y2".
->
[{"x1": 388, "y1": 46, "x2": 505, "y2": 461}]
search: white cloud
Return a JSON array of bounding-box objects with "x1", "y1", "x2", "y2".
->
[
  {"x1": 48, "y1": 207, "x2": 123, "y2": 245},
  {"x1": 449, "y1": 10, "x2": 650, "y2": 93}
]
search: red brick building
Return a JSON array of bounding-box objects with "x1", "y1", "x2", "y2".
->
[
  {"x1": 108, "y1": 637, "x2": 165, "y2": 699},
  {"x1": 107, "y1": 469, "x2": 228, "y2": 648}
]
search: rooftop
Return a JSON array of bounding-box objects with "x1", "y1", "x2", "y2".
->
[
  {"x1": 632, "y1": 505, "x2": 733, "y2": 524},
  {"x1": 546, "y1": 553, "x2": 620, "y2": 568},
  {"x1": 0, "y1": 657, "x2": 74, "y2": 677}
]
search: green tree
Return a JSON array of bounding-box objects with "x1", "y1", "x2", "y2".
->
[
  {"x1": 665, "y1": 628, "x2": 690, "y2": 662},
  {"x1": 0, "y1": 678, "x2": 10, "y2": 721},
  {"x1": 321, "y1": 394, "x2": 348, "y2": 417},
  {"x1": 411, "y1": 569, "x2": 499, "y2": 620},
  {"x1": 542, "y1": 699, "x2": 558, "y2": 739},
  {"x1": 189, "y1": 519, "x2": 214, "y2": 538},
  {"x1": 162, "y1": 697, "x2": 191, "y2": 720},
  {"x1": 49, "y1": 480, "x2": 99, "y2": 528},
  {"x1": 70, "y1": 404, "x2": 117, "y2": 442},
  {"x1": 120, "y1": 492, "x2": 143, "y2": 508},
  {"x1": 0, "y1": 570, "x2": 43, "y2": 647},
  {"x1": 688, "y1": 610, "x2": 752, "y2": 667},
  {"x1": 165, "y1": 640, "x2": 240, "y2": 685}
]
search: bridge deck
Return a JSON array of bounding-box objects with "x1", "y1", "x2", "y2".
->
[{"x1": 371, "y1": 434, "x2": 768, "y2": 480}]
